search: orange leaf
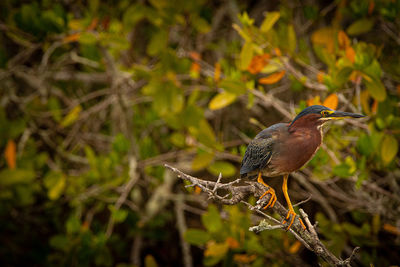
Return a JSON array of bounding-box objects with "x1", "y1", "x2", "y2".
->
[
  {"x1": 189, "y1": 51, "x2": 201, "y2": 61},
  {"x1": 371, "y1": 100, "x2": 378, "y2": 114},
  {"x1": 214, "y1": 62, "x2": 221, "y2": 82},
  {"x1": 368, "y1": 0, "x2": 375, "y2": 15},
  {"x1": 289, "y1": 240, "x2": 302, "y2": 254},
  {"x1": 307, "y1": 96, "x2": 322, "y2": 106},
  {"x1": 63, "y1": 33, "x2": 80, "y2": 43},
  {"x1": 345, "y1": 46, "x2": 356, "y2": 63},
  {"x1": 383, "y1": 223, "x2": 400, "y2": 236},
  {"x1": 323, "y1": 93, "x2": 338, "y2": 110},
  {"x1": 194, "y1": 186, "x2": 202, "y2": 195},
  {"x1": 226, "y1": 237, "x2": 240, "y2": 249},
  {"x1": 311, "y1": 27, "x2": 335, "y2": 53},
  {"x1": 317, "y1": 71, "x2": 325, "y2": 83},
  {"x1": 338, "y1": 30, "x2": 350, "y2": 50},
  {"x1": 190, "y1": 62, "x2": 201, "y2": 74},
  {"x1": 274, "y1": 47, "x2": 282, "y2": 57},
  {"x1": 5, "y1": 140, "x2": 16, "y2": 169},
  {"x1": 258, "y1": 70, "x2": 285, "y2": 84},
  {"x1": 87, "y1": 17, "x2": 99, "y2": 31},
  {"x1": 247, "y1": 54, "x2": 270, "y2": 74},
  {"x1": 233, "y1": 254, "x2": 257, "y2": 264}
]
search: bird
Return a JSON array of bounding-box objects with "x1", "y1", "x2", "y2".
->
[{"x1": 240, "y1": 105, "x2": 365, "y2": 230}]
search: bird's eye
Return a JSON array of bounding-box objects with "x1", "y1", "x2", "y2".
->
[{"x1": 321, "y1": 110, "x2": 328, "y2": 117}]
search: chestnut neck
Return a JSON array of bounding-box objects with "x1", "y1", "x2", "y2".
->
[{"x1": 288, "y1": 113, "x2": 323, "y2": 134}]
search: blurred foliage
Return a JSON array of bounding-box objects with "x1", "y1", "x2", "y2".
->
[{"x1": 0, "y1": 0, "x2": 400, "y2": 266}]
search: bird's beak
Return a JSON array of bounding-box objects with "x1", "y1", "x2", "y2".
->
[{"x1": 327, "y1": 110, "x2": 365, "y2": 120}]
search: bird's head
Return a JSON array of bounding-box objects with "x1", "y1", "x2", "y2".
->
[{"x1": 289, "y1": 105, "x2": 365, "y2": 129}]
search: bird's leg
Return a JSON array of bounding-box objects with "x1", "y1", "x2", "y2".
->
[
  {"x1": 282, "y1": 174, "x2": 306, "y2": 230},
  {"x1": 257, "y1": 172, "x2": 277, "y2": 209}
]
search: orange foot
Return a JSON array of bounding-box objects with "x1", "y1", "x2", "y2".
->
[
  {"x1": 283, "y1": 210, "x2": 306, "y2": 231},
  {"x1": 259, "y1": 187, "x2": 277, "y2": 210}
]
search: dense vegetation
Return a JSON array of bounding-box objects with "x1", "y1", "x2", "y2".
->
[{"x1": 1, "y1": 0, "x2": 399, "y2": 266}]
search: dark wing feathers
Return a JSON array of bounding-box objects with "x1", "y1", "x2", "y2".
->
[{"x1": 240, "y1": 138, "x2": 273, "y2": 177}]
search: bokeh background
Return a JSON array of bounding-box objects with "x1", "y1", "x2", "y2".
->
[{"x1": 1, "y1": 0, "x2": 399, "y2": 266}]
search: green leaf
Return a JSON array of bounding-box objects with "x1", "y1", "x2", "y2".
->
[
  {"x1": 66, "y1": 216, "x2": 81, "y2": 234},
  {"x1": 207, "y1": 161, "x2": 236, "y2": 177},
  {"x1": 50, "y1": 235, "x2": 69, "y2": 251},
  {"x1": 112, "y1": 133, "x2": 130, "y2": 153},
  {"x1": 79, "y1": 32, "x2": 98, "y2": 45},
  {"x1": 381, "y1": 135, "x2": 398, "y2": 165},
  {"x1": 240, "y1": 41, "x2": 253, "y2": 70},
  {"x1": 333, "y1": 163, "x2": 352, "y2": 178},
  {"x1": 0, "y1": 169, "x2": 35, "y2": 186},
  {"x1": 184, "y1": 229, "x2": 211, "y2": 246},
  {"x1": 112, "y1": 209, "x2": 129, "y2": 223},
  {"x1": 347, "y1": 18, "x2": 374, "y2": 36},
  {"x1": 335, "y1": 66, "x2": 353, "y2": 87},
  {"x1": 356, "y1": 133, "x2": 372, "y2": 156},
  {"x1": 260, "y1": 12, "x2": 280, "y2": 33},
  {"x1": 170, "y1": 132, "x2": 186, "y2": 147},
  {"x1": 219, "y1": 79, "x2": 247, "y2": 94},
  {"x1": 192, "y1": 152, "x2": 215, "y2": 171},
  {"x1": 202, "y1": 205, "x2": 223, "y2": 233},
  {"x1": 287, "y1": 24, "x2": 296, "y2": 53},
  {"x1": 363, "y1": 75, "x2": 386, "y2": 101},
  {"x1": 208, "y1": 92, "x2": 237, "y2": 110},
  {"x1": 147, "y1": 30, "x2": 168, "y2": 56},
  {"x1": 48, "y1": 97, "x2": 62, "y2": 122}
]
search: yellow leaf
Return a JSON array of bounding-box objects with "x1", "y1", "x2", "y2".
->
[
  {"x1": 48, "y1": 175, "x2": 66, "y2": 200},
  {"x1": 240, "y1": 42, "x2": 254, "y2": 70},
  {"x1": 360, "y1": 89, "x2": 371, "y2": 115},
  {"x1": 311, "y1": 27, "x2": 335, "y2": 53},
  {"x1": 4, "y1": 140, "x2": 16, "y2": 169},
  {"x1": 192, "y1": 152, "x2": 215, "y2": 171},
  {"x1": 214, "y1": 62, "x2": 221, "y2": 82},
  {"x1": 204, "y1": 241, "x2": 229, "y2": 257},
  {"x1": 60, "y1": 105, "x2": 82, "y2": 128},
  {"x1": 338, "y1": 30, "x2": 350, "y2": 50},
  {"x1": 345, "y1": 46, "x2": 356, "y2": 63},
  {"x1": 258, "y1": 70, "x2": 285, "y2": 84},
  {"x1": 289, "y1": 240, "x2": 302, "y2": 254},
  {"x1": 347, "y1": 18, "x2": 374, "y2": 36},
  {"x1": 144, "y1": 255, "x2": 158, "y2": 267},
  {"x1": 323, "y1": 93, "x2": 338, "y2": 110},
  {"x1": 209, "y1": 91, "x2": 237, "y2": 110},
  {"x1": 381, "y1": 135, "x2": 398, "y2": 165},
  {"x1": 260, "y1": 11, "x2": 280, "y2": 33}
]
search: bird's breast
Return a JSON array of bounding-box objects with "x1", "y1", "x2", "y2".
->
[{"x1": 270, "y1": 128, "x2": 322, "y2": 174}]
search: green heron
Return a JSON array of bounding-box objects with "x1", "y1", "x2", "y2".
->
[{"x1": 240, "y1": 105, "x2": 364, "y2": 230}]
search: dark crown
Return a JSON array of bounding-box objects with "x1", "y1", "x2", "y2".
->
[{"x1": 290, "y1": 105, "x2": 332, "y2": 126}]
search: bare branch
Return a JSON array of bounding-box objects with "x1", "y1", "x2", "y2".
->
[{"x1": 165, "y1": 164, "x2": 359, "y2": 267}]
